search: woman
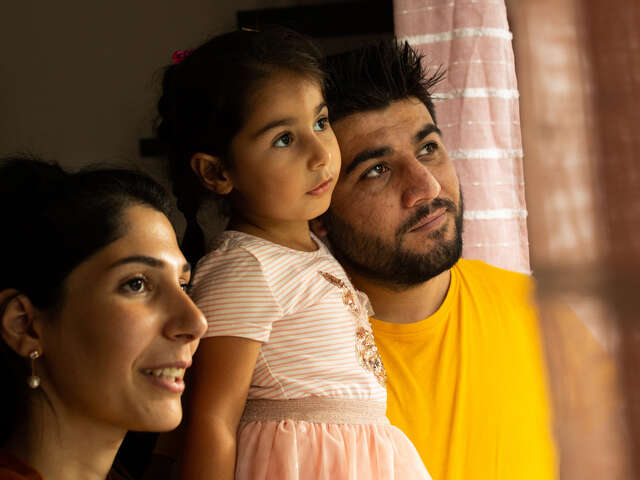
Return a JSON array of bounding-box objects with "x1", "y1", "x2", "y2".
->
[{"x1": 0, "y1": 157, "x2": 207, "y2": 480}]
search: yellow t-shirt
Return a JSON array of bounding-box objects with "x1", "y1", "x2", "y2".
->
[{"x1": 370, "y1": 259, "x2": 557, "y2": 480}]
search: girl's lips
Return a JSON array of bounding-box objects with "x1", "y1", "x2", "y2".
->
[{"x1": 307, "y1": 178, "x2": 333, "y2": 196}]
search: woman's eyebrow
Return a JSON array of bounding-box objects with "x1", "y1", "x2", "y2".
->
[{"x1": 108, "y1": 255, "x2": 192, "y2": 273}]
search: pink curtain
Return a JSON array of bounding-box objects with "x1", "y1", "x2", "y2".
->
[
  {"x1": 393, "y1": 0, "x2": 529, "y2": 273},
  {"x1": 509, "y1": 0, "x2": 640, "y2": 477}
]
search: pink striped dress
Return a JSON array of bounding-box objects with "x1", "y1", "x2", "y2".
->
[{"x1": 190, "y1": 230, "x2": 430, "y2": 480}]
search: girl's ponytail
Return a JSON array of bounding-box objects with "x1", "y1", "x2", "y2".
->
[{"x1": 173, "y1": 171, "x2": 206, "y2": 265}]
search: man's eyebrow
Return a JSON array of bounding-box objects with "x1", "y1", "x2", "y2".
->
[
  {"x1": 414, "y1": 123, "x2": 442, "y2": 144},
  {"x1": 108, "y1": 255, "x2": 191, "y2": 273},
  {"x1": 253, "y1": 102, "x2": 327, "y2": 139},
  {"x1": 345, "y1": 146, "x2": 394, "y2": 175}
]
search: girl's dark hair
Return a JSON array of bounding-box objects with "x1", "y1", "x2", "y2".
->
[
  {"x1": 0, "y1": 156, "x2": 171, "y2": 444},
  {"x1": 156, "y1": 26, "x2": 324, "y2": 264}
]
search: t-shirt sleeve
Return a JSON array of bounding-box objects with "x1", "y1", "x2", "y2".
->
[{"x1": 189, "y1": 246, "x2": 283, "y2": 342}]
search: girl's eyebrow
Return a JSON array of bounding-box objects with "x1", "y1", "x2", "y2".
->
[
  {"x1": 252, "y1": 102, "x2": 327, "y2": 139},
  {"x1": 108, "y1": 255, "x2": 191, "y2": 273}
]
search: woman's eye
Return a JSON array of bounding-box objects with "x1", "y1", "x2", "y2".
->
[
  {"x1": 121, "y1": 277, "x2": 147, "y2": 294},
  {"x1": 362, "y1": 164, "x2": 390, "y2": 179},
  {"x1": 314, "y1": 117, "x2": 329, "y2": 131},
  {"x1": 180, "y1": 282, "x2": 190, "y2": 293},
  {"x1": 420, "y1": 142, "x2": 439, "y2": 155},
  {"x1": 273, "y1": 133, "x2": 293, "y2": 148}
]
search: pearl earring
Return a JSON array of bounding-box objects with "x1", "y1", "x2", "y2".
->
[{"x1": 27, "y1": 349, "x2": 40, "y2": 389}]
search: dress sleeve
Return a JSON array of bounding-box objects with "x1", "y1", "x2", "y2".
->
[{"x1": 189, "y1": 246, "x2": 283, "y2": 342}]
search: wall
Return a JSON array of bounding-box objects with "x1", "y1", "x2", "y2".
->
[
  {"x1": 0, "y1": 0, "x2": 341, "y2": 232},
  {"x1": 0, "y1": 0, "x2": 338, "y2": 170}
]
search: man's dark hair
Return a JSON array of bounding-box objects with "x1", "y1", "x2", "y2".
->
[{"x1": 323, "y1": 40, "x2": 445, "y2": 124}]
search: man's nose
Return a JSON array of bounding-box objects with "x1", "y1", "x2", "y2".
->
[{"x1": 400, "y1": 159, "x2": 441, "y2": 208}]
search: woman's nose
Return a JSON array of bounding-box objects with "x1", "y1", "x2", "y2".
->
[{"x1": 164, "y1": 290, "x2": 207, "y2": 342}]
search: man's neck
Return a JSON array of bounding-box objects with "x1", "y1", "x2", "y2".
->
[{"x1": 350, "y1": 269, "x2": 452, "y2": 324}]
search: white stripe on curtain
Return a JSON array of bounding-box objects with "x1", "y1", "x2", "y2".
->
[{"x1": 394, "y1": 0, "x2": 530, "y2": 273}]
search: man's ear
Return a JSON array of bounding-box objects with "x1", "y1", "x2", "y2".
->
[
  {"x1": 190, "y1": 153, "x2": 234, "y2": 195},
  {"x1": 310, "y1": 216, "x2": 328, "y2": 239},
  {"x1": 0, "y1": 290, "x2": 42, "y2": 358}
]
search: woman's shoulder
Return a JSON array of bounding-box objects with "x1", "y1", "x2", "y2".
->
[{"x1": 0, "y1": 451, "x2": 42, "y2": 480}]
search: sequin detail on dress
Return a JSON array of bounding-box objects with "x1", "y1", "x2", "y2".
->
[{"x1": 318, "y1": 271, "x2": 387, "y2": 386}]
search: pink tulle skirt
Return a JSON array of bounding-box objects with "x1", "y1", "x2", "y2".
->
[{"x1": 235, "y1": 398, "x2": 431, "y2": 480}]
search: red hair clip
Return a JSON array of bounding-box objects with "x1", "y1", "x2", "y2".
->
[{"x1": 172, "y1": 49, "x2": 192, "y2": 65}]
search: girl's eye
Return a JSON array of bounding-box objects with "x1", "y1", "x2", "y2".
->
[
  {"x1": 180, "y1": 282, "x2": 190, "y2": 293},
  {"x1": 273, "y1": 133, "x2": 293, "y2": 148},
  {"x1": 420, "y1": 142, "x2": 439, "y2": 156},
  {"x1": 314, "y1": 117, "x2": 329, "y2": 132},
  {"x1": 120, "y1": 276, "x2": 148, "y2": 294},
  {"x1": 362, "y1": 163, "x2": 390, "y2": 179}
]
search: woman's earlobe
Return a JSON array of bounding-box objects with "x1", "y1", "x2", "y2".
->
[
  {"x1": 190, "y1": 153, "x2": 234, "y2": 195},
  {"x1": 0, "y1": 291, "x2": 42, "y2": 358}
]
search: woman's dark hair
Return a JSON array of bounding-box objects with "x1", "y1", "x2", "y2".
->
[
  {"x1": 0, "y1": 155, "x2": 171, "y2": 444},
  {"x1": 323, "y1": 39, "x2": 445, "y2": 124},
  {"x1": 156, "y1": 26, "x2": 324, "y2": 264}
]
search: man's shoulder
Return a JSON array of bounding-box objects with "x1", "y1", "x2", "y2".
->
[
  {"x1": 453, "y1": 258, "x2": 534, "y2": 297},
  {"x1": 455, "y1": 258, "x2": 532, "y2": 281}
]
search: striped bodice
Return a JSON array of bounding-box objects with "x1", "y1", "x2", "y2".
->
[{"x1": 190, "y1": 230, "x2": 386, "y2": 402}]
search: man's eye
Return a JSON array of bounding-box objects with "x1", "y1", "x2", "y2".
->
[
  {"x1": 420, "y1": 142, "x2": 439, "y2": 155},
  {"x1": 314, "y1": 117, "x2": 329, "y2": 131},
  {"x1": 362, "y1": 164, "x2": 389, "y2": 179},
  {"x1": 273, "y1": 133, "x2": 293, "y2": 147},
  {"x1": 121, "y1": 277, "x2": 147, "y2": 294}
]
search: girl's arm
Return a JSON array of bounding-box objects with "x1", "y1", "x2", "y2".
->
[{"x1": 179, "y1": 336, "x2": 261, "y2": 480}]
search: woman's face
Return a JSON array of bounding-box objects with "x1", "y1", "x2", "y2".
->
[{"x1": 37, "y1": 204, "x2": 207, "y2": 432}]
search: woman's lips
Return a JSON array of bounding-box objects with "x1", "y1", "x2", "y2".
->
[
  {"x1": 140, "y1": 361, "x2": 191, "y2": 394},
  {"x1": 307, "y1": 178, "x2": 333, "y2": 196},
  {"x1": 143, "y1": 373, "x2": 186, "y2": 394}
]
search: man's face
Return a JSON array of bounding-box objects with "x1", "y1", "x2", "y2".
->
[{"x1": 324, "y1": 97, "x2": 463, "y2": 288}]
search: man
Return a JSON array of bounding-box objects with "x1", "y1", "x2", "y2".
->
[{"x1": 313, "y1": 41, "x2": 557, "y2": 479}]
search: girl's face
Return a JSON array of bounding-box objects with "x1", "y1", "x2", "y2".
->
[
  {"x1": 38, "y1": 205, "x2": 207, "y2": 433},
  {"x1": 226, "y1": 71, "x2": 341, "y2": 224}
]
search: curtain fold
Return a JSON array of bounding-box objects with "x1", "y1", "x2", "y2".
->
[
  {"x1": 509, "y1": 0, "x2": 640, "y2": 477},
  {"x1": 393, "y1": 0, "x2": 529, "y2": 273}
]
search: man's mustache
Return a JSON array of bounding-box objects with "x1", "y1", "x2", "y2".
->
[{"x1": 397, "y1": 198, "x2": 458, "y2": 236}]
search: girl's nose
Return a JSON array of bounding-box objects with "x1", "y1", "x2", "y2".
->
[{"x1": 307, "y1": 137, "x2": 330, "y2": 171}]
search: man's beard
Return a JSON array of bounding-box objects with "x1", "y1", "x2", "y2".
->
[{"x1": 323, "y1": 195, "x2": 463, "y2": 290}]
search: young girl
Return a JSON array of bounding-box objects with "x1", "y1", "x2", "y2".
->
[{"x1": 157, "y1": 27, "x2": 430, "y2": 479}]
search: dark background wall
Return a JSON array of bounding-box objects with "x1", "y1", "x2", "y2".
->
[
  {"x1": 0, "y1": 0, "x2": 386, "y2": 169},
  {"x1": 0, "y1": 0, "x2": 387, "y2": 235}
]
